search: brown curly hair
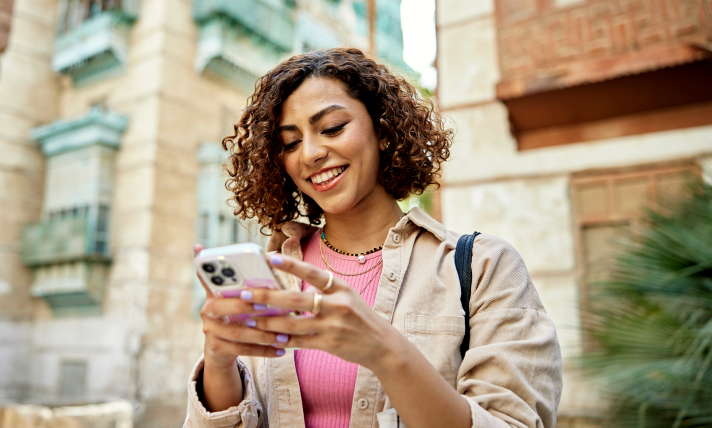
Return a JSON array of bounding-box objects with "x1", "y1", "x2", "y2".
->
[{"x1": 222, "y1": 48, "x2": 453, "y2": 232}]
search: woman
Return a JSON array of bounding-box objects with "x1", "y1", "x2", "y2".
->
[{"x1": 184, "y1": 48, "x2": 562, "y2": 428}]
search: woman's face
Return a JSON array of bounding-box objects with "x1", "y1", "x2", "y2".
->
[{"x1": 278, "y1": 77, "x2": 385, "y2": 215}]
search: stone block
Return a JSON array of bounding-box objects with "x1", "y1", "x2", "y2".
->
[
  {"x1": 438, "y1": 16, "x2": 499, "y2": 107},
  {"x1": 531, "y1": 275, "x2": 582, "y2": 360},
  {"x1": 113, "y1": 165, "x2": 155, "y2": 212},
  {"x1": 0, "y1": 252, "x2": 35, "y2": 316},
  {"x1": 14, "y1": 0, "x2": 58, "y2": 27},
  {"x1": 442, "y1": 102, "x2": 516, "y2": 183},
  {"x1": 111, "y1": 209, "x2": 153, "y2": 251},
  {"x1": 0, "y1": 401, "x2": 133, "y2": 428},
  {"x1": 149, "y1": 211, "x2": 194, "y2": 254},
  {"x1": 441, "y1": 175, "x2": 576, "y2": 273},
  {"x1": 7, "y1": 8, "x2": 56, "y2": 56},
  {"x1": 109, "y1": 247, "x2": 150, "y2": 286},
  {"x1": 0, "y1": 51, "x2": 59, "y2": 118},
  {"x1": 0, "y1": 320, "x2": 31, "y2": 402},
  {"x1": 119, "y1": 97, "x2": 161, "y2": 147},
  {"x1": 151, "y1": 165, "x2": 197, "y2": 218},
  {"x1": 436, "y1": 0, "x2": 494, "y2": 27},
  {"x1": 147, "y1": 252, "x2": 194, "y2": 285}
]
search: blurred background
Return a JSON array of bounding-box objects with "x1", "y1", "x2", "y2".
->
[{"x1": 0, "y1": 0, "x2": 710, "y2": 426}]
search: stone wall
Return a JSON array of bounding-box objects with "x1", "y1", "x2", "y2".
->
[{"x1": 436, "y1": 0, "x2": 712, "y2": 424}]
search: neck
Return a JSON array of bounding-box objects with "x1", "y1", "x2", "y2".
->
[{"x1": 322, "y1": 188, "x2": 404, "y2": 255}]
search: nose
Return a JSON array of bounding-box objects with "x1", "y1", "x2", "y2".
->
[{"x1": 300, "y1": 133, "x2": 328, "y2": 166}]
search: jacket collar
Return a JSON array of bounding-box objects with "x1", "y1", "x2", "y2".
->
[{"x1": 265, "y1": 207, "x2": 447, "y2": 255}]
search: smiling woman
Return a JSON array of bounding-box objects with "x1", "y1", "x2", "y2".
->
[{"x1": 184, "y1": 48, "x2": 562, "y2": 428}]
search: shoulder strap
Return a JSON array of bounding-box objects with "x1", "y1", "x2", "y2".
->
[{"x1": 455, "y1": 232, "x2": 480, "y2": 360}]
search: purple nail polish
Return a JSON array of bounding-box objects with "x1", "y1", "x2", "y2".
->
[
  {"x1": 246, "y1": 319, "x2": 256, "y2": 328},
  {"x1": 241, "y1": 290, "x2": 253, "y2": 300},
  {"x1": 276, "y1": 334, "x2": 289, "y2": 343},
  {"x1": 276, "y1": 349, "x2": 286, "y2": 356},
  {"x1": 253, "y1": 304, "x2": 266, "y2": 311},
  {"x1": 270, "y1": 254, "x2": 283, "y2": 265}
]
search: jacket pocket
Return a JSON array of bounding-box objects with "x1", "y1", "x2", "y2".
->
[{"x1": 404, "y1": 313, "x2": 465, "y2": 387}]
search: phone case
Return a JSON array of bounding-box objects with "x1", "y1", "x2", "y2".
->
[{"x1": 194, "y1": 243, "x2": 295, "y2": 319}]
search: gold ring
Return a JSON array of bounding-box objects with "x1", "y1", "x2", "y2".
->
[
  {"x1": 311, "y1": 293, "x2": 323, "y2": 316},
  {"x1": 322, "y1": 271, "x2": 334, "y2": 291}
]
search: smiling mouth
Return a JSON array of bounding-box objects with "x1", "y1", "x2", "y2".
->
[{"x1": 308, "y1": 166, "x2": 347, "y2": 185}]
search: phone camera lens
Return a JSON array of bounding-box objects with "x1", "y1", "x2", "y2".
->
[
  {"x1": 210, "y1": 276, "x2": 224, "y2": 285},
  {"x1": 202, "y1": 263, "x2": 216, "y2": 273},
  {"x1": 221, "y1": 267, "x2": 235, "y2": 277}
]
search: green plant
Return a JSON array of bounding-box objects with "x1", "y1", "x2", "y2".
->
[{"x1": 581, "y1": 183, "x2": 712, "y2": 428}]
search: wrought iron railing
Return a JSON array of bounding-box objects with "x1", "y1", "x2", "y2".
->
[
  {"x1": 22, "y1": 206, "x2": 111, "y2": 266},
  {"x1": 193, "y1": 0, "x2": 295, "y2": 52}
]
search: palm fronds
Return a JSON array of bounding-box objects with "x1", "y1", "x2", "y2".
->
[{"x1": 581, "y1": 184, "x2": 712, "y2": 428}]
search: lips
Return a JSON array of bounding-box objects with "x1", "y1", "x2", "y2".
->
[{"x1": 308, "y1": 166, "x2": 346, "y2": 185}]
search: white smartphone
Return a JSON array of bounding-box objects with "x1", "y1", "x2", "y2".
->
[{"x1": 194, "y1": 243, "x2": 295, "y2": 318}]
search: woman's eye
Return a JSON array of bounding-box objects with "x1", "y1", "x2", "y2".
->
[
  {"x1": 323, "y1": 124, "x2": 346, "y2": 136},
  {"x1": 283, "y1": 140, "x2": 301, "y2": 151}
]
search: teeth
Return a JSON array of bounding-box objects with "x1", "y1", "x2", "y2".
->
[{"x1": 312, "y1": 167, "x2": 345, "y2": 185}]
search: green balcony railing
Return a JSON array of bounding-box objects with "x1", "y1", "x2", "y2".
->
[
  {"x1": 22, "y1": 212, "x2": 110, "y2": 267},
  {"x1": 193, "y1": 0, "x2": 295, "y2": 52}
]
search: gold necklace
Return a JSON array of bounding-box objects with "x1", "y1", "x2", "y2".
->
[
  {"x1": 355, "y1": 264, "x2": 383, "y2": 295},
  {"x1": 319, "y1": 239, "x2": 383, "y2": 276}
]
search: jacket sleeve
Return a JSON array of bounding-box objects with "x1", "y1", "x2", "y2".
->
[
  {"x1": 183, "y1": 355, "x2": 263, "y2": 428},
  {"x1": 456, "y1": 234, "x2": 563, "y2": 428}
]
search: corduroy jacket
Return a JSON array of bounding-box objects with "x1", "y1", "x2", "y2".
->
[{"x1": 183, "y1": 207, "x2": 563, "y2": 428}]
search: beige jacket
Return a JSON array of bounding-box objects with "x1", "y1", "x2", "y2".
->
[{"x1": 183, "y1": 208, "x2": 563, "y2": 428}]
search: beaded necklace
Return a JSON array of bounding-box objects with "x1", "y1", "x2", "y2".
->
[{"x1": 320, "y1": 231, "x2": 383, "y2": 264}]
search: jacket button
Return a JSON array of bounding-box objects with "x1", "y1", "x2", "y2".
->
[
  {"x1": 357, "y1": 398, "x2": 369, "y2": 409},
  {"x1": 392, "y1": 233, "x2": 400, "y2": 244},
  {"x1": 387, "y1": 271, "x2": 396, "y2": 281}
]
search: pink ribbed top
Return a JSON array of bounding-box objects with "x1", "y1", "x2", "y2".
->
[{"x1": 295, "y1": 231, "x2": 382, "y2": 428}]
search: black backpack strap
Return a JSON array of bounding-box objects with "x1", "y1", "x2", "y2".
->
[{"x1": 455, "y1": 231, "x2": 480, "y2": 360}]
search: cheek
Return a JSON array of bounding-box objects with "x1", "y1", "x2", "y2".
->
[{"x1": 282, "y1": 152, "x2": 300, "y2": 181}]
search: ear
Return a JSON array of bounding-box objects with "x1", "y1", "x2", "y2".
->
[{"x1": 378, "y1": 134, "x2": 389, "y2": 151}]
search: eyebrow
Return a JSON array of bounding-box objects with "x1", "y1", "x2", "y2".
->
[{"x1": 276, "y1": 104, "x2": 346, "y2": 133}]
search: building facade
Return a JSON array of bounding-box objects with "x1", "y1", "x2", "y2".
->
[
  {"x1": 0, "y1": 0, "x2": 407, "y2": 426},
  {"x1": 436, "y1": 0, "x2": 712, "y2": 425}
]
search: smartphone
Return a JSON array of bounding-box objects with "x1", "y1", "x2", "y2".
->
[{"x1": 194, "y1": 243, "x2": 295, "y2": 319}]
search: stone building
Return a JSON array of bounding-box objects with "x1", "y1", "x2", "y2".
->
[
  {"x1": 0, "y1": 0, "x2": 407, "y2": 426},
  {"x1": 436, "y1": 0, "x2": 712, "y2": 425}
]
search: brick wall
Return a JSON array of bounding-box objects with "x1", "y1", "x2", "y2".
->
[
  {"x1": 496, "y1": 0, "x2": 712, "y2": 98},
  {"x1": 0, "y1": 0, "x2": 12, "y2": 53}
]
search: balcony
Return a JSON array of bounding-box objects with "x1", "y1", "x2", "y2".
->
[
  {"x1": 193, "y1": 0, "x2": 295, "y2": 91},
  {"x1": 193, "y1": 0, "x2": 295, "y2": 52},
  {"x1": 23, "y1": 210, "x2": 111, "y2": 312},
  {"x1": 22, "y1": 213, "x2": 110, "y2": 267},
  {"x1": 53, "y1": 2, "x2": 137, "y2": 85}
]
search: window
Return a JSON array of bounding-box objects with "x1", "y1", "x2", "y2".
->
[
  {"x1": 59, "y1": 360, "x2": 88, "y2": 399},
  {"x1": 572, "y1": 163, "x2": 700, "y2": 348},
  {"x1": 57, "y1": 0, "x2": 123, "y2": 34}
]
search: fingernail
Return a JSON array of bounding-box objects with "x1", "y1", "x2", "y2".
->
[
  {"x1": 246, "y1": 319, "x2": 256, "y2": 328},
  {"x1": 253, "y1": 304, "x2": 266, "y2": 311},
  {"x1": 276, "y1": 349, "x2": 286, "y2": 356},
  {"x1": 241, "y1": 290, "x2": 253, "y2": 300},
  {"x1": 270, "y1": 254, "x2": 283, "y2": 265},
  {"x1": 276, "y1": 334, "x2": 289, "y2": 343}
]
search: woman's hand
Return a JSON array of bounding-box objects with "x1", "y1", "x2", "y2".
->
[
  {"x1": 241, "y1": 253, "x2": 405, "y2": 372},
  {"x1": 196, "y1": 244, "x2": 288, "y2": 366}
]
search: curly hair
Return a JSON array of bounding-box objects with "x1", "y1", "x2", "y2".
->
[{"x1": 222, "y1": 48, "x2": 453, "y2": 232}]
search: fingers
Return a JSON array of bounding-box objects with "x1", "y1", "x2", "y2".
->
[
  {"x1": 253, "y1": 314, "x2": 321, "y2": 335},
  {"x1": 201, "y1": 297, "x2": 263, "y2": 319},
  {"x1": 209, "y1": 319, "x2": 290, "y2": 347},
  {"x1": 242, "y1": 288, "x2": 321, "y2": 313},
  {"x1": 267, "y1": 254, "x2": 344, "y2": 294},
  {"x1": 205, "y1": 337, "x2": 286, "y2": 359}
]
